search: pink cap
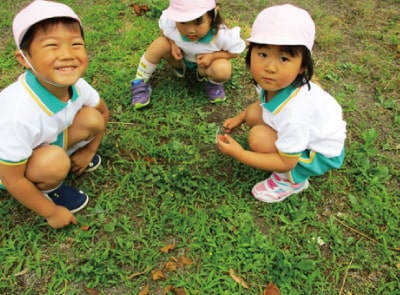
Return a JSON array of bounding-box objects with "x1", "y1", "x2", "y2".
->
[
  {"x1": 164, "y1": 0, "x2": 216, "y2": 22},
  {"x1": 247, "y1": 4, "x2": 315, "y2": 52},
  {"x1": 12, "y1": 0, "x2": 81, "y2": 49}
]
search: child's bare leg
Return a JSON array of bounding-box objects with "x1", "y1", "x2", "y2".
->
[
  {"x1": 67, "y1": 107, "x2": 105, "y2": 148},
  {"x1": 144, "y1": 36, "x2": 181, "y2": 68},
  {"x1": 25, "y1": 145, "x2": 70, "y2": 191},
  {"x1": 245, "y1": 102, "x2": 265, "y2": 127},
  {"x1": 248, "y1": 125, "x2": 278, "y2": 153},
  {"x1": 199, "y1": 59, "x2": 231, "y2": 82}
]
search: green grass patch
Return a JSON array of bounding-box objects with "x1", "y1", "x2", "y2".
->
[{"x1": 0, "y1": 0, "x2": 399, "y2": 294}]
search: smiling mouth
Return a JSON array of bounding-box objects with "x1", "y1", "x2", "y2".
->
[{"x1": 56, "y1": 66, "x2": 76, "y2": 72}]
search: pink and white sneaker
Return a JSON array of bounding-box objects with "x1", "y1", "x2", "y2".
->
[{"x1": 251, "y1": 173, "x2": 309, "y2": 203}]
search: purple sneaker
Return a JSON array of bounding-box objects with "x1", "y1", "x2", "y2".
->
[
  {"x1": 44, "y1": 183, "x2": 89, "y2": 213},
  {"x1": 131, "y1": 79, "x2": 151, "y2": 109},
  {"x1": 205, "y1": 80, "x2": 226, "y2": 103}
]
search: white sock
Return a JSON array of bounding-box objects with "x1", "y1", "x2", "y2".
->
[
  {"x1": 274, "y1": 172, "x2": 289, "y2": 180},
  {"x1": 208, "y1": 80, "x2": 223, "y2": 84},
  {"x1": 135, "y1": 55, "x2": 157, "y2": 80}
]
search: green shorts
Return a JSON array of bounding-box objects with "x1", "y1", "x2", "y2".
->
[{"x1": 288, "y1": 148, "x2": 345, "y2": 183}]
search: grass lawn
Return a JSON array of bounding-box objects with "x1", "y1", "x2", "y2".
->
[{"x1": 0, "y1": 0, "x2": 399, "y2": 294}]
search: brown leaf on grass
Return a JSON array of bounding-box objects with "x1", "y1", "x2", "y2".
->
[
  {"x1": 165, "y1": 261, "x2": 178, "y2": 272},
  {"x1": 138, "y1": 284, "x2": 150, "y2": 295},
  {"x1": 264, "y1": 282, "x2": 281, "y2": 295},
  {"x1": 151, "y1": 269, "x2": 166, "y2": 281},
  {"x1": 172, "y1": 287, "x2": 187, "y2": 295},
  {"x1": 126, "y1": 267, "x2": 150, "y2": 280},
  {"x1": 162, "y1": 285, "x2": 173, "y2": 294},
  {"x1": 132, "y1": 4, "x2": 151, "y2": 16},
  {"x1": 83, "y1": 285, "x2": 99, "y2": 295},
  {"x1": 81, "y1": 225, "x2": 90, "y2": 231},
  {"x1": 180, "y1": 256, "x2": 193, "y2": 266},
  {"x1": 161, "y1": 243, "x2": 175, "y2": 253},
  {"x1": 229, "y1": 268, "x2": 250, "y2": 289}
]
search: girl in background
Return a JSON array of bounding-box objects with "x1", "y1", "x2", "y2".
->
[{"x1": 130, "y1": 0, "x2": 246, "y2": 109}]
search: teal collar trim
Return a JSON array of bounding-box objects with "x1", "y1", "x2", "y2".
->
[
  {"x1": 260, "y1": 84, "x2": 298, "y2": 113},
  {"x1": 181, "y1": 28, "x2": 216, "y2": 43},
  {"x1": 24, "y1": 70, "x2": 79, "y2": 114}
]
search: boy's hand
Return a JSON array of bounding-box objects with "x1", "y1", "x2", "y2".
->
[
  {"x1": 46, "y1": 206, "x2": 77, "y2": 229},
  {"x1": 70, "y1": 148, "x2": 95, "y2": 175}
]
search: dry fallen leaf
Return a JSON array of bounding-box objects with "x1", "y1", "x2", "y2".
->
[
  {"x1": 161, "y1": 244, "x2": 175, "y2": 253},
  {"x1": 81, "y1": 225, "x2": 90, "y2": 231},
  {"x1": 172, "y1": 287, "x2": 187, "y2": 295},
  {"x1": 165, "y1": 261, "x2": 178, "y2": 272},
  {"x1": 132, "y1": 4, "x2": 151, "y2": 16},
  {"x1": 138, "y1": 284, "x2": 150, "y2": 295},
  {"x1": 83, "y1": 285, "x2": 100, "y2": 295},
  {"x1": 229, "y1": 268, "x2": 250, "y2": 289},
  {"x1": 151, "y1": 269, "x2": 166, "y2": 281},
  {"x1": 180, "y1": 256, "x2": 193, "y2": 266},
  {"x1": 162, "y1": 285, "x2": 173, "y2": 295},
  {"x1": 264, "y1": 282, "x2": 281, "y2": 295},
  {"x1": 126, "y1": 267, "x2": 149, "y2": 280}
]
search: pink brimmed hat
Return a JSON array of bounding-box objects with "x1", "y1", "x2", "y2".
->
[
  {"x1": 164, "y1": 0, "x2": 216, "y2": 22},
  {"x1": 13, "y1": 0, "x2": 81, "y2": 49},
  {"x1": 247, "y1": 4, "x2": 315, "y2": 52}
]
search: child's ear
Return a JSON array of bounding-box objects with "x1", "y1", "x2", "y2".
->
[{"x1": 15, "y1": 50, "x2": 30, "y2": 68}]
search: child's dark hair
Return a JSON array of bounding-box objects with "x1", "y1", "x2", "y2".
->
[
  {"x1": 19, "y1": 17, "x2": 84, "y2": 54},
  {"x1": 245, "y1": 43, "x2": 314, "y2": 89},
  {"x1": 207, "y1": 7, "x2": 224, "y2": 30}
]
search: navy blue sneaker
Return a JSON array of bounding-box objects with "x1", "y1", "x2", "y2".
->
[
  {"x1": 44, "y1": 183, "x2": 89, "y2": 213},
  {"x1": 85, "y1": 154, "x2": 101, "y2": 172}
]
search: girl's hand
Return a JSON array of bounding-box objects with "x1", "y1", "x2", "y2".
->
[
  {"x1": 170, "y1": 41, "x2": 183, "y2": 60},
  {"x1": 223, "y1": 116, "x2": 244, "y2": 133},
  {"x1": 196, "y1": 53, "x2": 213, "y2": 68},
  {"x1": 216, "y1": 134, "x2": 244, "y2": 158}
]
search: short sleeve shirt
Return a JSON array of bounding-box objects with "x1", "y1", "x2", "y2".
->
[
  {"x1": 159, "y1": 12, "x2": 246, "y2": 63},
  {"x1": 260, "y1": 82, "x2": 346, "y2": 158},
  {"x1": 0, "y1": 70, "x2": 100, "y2": 165}
]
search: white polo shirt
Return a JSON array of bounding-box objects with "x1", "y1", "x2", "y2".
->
[
  {"x1": 0, "y1": 70, "x2": 100, "y2": 166},
  {"x1": 159, "y1": 12, "x2": 246, "y2": 63},
  {"x1": 260, "y1": 82, "x2": 346, "y2": 158}
]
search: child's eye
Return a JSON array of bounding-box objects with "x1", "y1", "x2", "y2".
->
[
  {"x1": 195, "y1": 18, "x2": 203, "y2": 25},
  {"x1": 258, "y1": 52, "x2": 267, "y2": 58},
  {"x1": 44, "y1": 43, "x2": 57, "y2": 47},
  {"x1": 280, "y1": 56, "x2": 290, "y2": 62}
]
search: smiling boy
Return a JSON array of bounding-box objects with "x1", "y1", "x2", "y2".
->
[{"x1": 0, "y1": 0, "x2": 109, "y2": 229}]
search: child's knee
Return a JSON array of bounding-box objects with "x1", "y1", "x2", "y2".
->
[
  {"x1": 26, "y1": 146, "x2": 70, "y2": 187},
  {"x1": 208, "y1": 59, "x2": 232, "y2": 81},
  {"x1": 75, "y1": 107, "x2": 105, "y2": 134},
  {"x1": 248, "y1": 125, "x2": 277, "y2": 153}
]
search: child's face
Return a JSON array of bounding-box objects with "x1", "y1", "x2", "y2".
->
[
  {"x1": 176, "y1": 13, "x2": 213, "y2": 41},
  {"x1": 23, "y1": 22, "x2": 88, "y2": 90},
  {"x1": 250, "y1": 45, "x2": 304, "y2": 99}
]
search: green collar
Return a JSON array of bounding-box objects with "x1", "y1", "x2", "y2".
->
[
  {"x1": 181, "y1": 28, "x2": 216, "y2": 43},
  {"x1": 260, "y1": 84, "x2": 299, "y2": 114},
  {"x1": 24, "y1": 70, "x2": 79, "y2": 115}
]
